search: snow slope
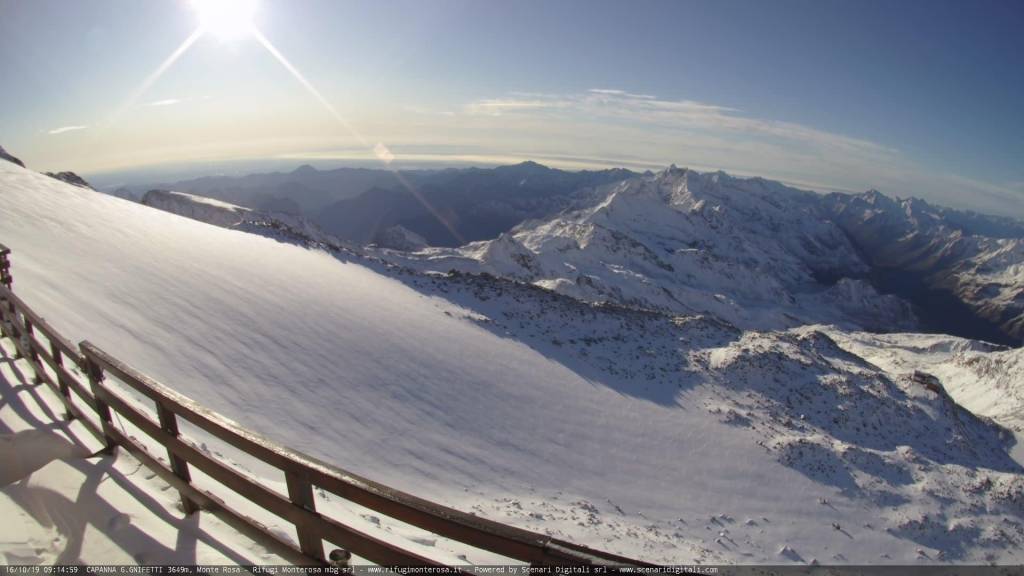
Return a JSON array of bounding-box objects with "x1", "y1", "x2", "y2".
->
[
  {"x1": 2, "y1": 159, "x2": 1024, "y2": 564},
  {"x1": 141, "y1": 188, "x2": 345, "y2": 250},
  {"x1": 825, "y1": 329, "x2": 1024, "y2": 433},
  {"x1": 142, "y1": 189, "x2": 253, "y2": 227}
]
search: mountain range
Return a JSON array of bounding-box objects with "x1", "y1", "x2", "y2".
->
[
  {"x1": 372, "y1": 166, "x2": 1024, "y2": 345},
  {"x1": 114, "y1": 162, "x2": 635, "y2": 246},
  {"x1": 107, "y1": 161, "x2": 1024, "y2": 345}
]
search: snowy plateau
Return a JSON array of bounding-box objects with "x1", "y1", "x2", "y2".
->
[{"x1": 3, "y1": 157, "x2": 1024, "y2": 565}]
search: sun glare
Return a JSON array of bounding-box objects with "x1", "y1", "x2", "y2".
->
[{"x1": 192, "y1": 0, "x2": 257, "y2": 41}]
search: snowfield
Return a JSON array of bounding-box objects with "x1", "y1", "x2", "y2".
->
[{"x1": 2, "y1": 159, "x2": 1024, "y2": 565}]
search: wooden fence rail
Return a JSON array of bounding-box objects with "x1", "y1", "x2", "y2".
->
[{"x1": 0, "y1": 243, "x2": 648, "y2": 569}]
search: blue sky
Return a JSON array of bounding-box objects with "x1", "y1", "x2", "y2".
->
[{"x1": 1, "y1": 0, "x2": 1022, "y2": 215}]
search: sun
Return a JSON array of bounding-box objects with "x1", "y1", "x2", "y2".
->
[{"x1": 191, "y1": 0, "x2": 258, "y2": 41}]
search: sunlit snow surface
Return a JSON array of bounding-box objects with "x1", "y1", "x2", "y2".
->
[{"x1": 2, "y1": 160, "x2": 1024, "y2": 564}]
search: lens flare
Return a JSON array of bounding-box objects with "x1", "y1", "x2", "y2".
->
[
  {"x1": 192, "y1": 0, "x2": 257, "y2": 41},
  {"x1": 116, "y1": 0, "x2": 465, "y2": 244}
]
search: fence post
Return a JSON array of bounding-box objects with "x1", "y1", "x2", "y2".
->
[
  {"x1": 155, "y1": 402, "x2": 200, "y2": 515},
  {"x1": 21, "y1": 316, "x2": 43, "y2": 384},
  {"x1": 0, "y1": 297, "x2": 12, "y2": 343},
  {"x1": 285, "y1": 470, "x2": 325, "y2": 562},
  {"x1": 51, "y1": 342, "x2": 74, "y2": 420},
  {"x1": 84, "y1": 353, "x2": 118, "y2": 454},
  {"x1": 5, "y1": 300, "x2": 21, "y2": 359},
  {"x1": 0, "y1": 244, "x2": 11, "y2": 291},
  {"x1": 0, "y1": 245, "x2": 10, "y2": 341}
]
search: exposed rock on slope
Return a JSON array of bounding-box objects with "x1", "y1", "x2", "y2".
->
[
  {"x1": 0, "y1": 144, "x2": 25, "y2": 168},
  {"x1": 45, "y1": 171, "x2": 93, "y2": 189},
  {"x1": 826, "y1": 329, "x2": 1024, "y2": 432}
]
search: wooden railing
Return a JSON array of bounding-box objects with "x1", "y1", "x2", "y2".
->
[{"x1": 0, "y1": 243, "x2": 648, "y2": 569}]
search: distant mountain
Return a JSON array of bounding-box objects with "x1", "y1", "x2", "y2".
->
[
  {"x1": 122, "y1": 164, "x2": 414, "y2": 217},
  {"x1": 45, "y1": 171, "x2": 93, "y2": 189},
  {"x1": 124, "y1": 162, "x2": 635, "y2": 248},
  {"x1": 315, "y1": 161, "x2": 636, "y2": 246},
  {"x1": 823, "y1": 191, "x2": 1024, "y2": 344},
  {"x1": 377, "y1": 167, "x2": 1024, "y2": 345},
  {"x1": 109, "y1": 186, "x2": 139, "y2": 202},
  {"x1": 128, "y1": 161, "x2": 1024, "y2": 345},
  {"x1": 373, "y1": 224, "x2": 428, "y2": 251},
  {"x1": 379, "y1": 167, "x2": 915, "y2": 333},
  {"x1": 0, "y1": 144, "x2": 25, "y2": 168}
]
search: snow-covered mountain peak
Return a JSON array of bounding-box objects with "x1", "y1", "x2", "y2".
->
[
  {"x1": 379, "y1": 168, "x2": 915, "y2": 332},
  {"x1": 387, "y1": 165, "x2": 1024, "y2": 343}
]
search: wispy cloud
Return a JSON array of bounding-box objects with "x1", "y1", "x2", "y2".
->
[
  {"x1": 402, "y1": 105, "x2": 456, "y2": 117},
  {"x1": 48, "y1": 125, "x2": 88, "y2": 135},
  {"x1": 465, "y1": 89, "x2": 891, "y2": 157},
  {"x1": 588, "y1": 88, "x2": 657, "y2": 100},
  {"x1": 466, "y1": 98, "x2": 570, "y2": 116},
  {"x1": 146, "y1": 98, "x2": 182, "y2": 107},
  {"x1": 456, "y1": 88, "x2": 1023, "y2": 216}
]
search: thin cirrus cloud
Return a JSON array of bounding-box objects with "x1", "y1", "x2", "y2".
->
[
  {"x1": 588, "y1": 88, "x2": 657, "y2": 100},
  {"x1": 47, "y1": 125, "x2": 88, "y2": 135},
  {"x1": 146, "y1": 98, "x2": 182, "y2": 107},
  {"x1": 460, "y1": 88, "x2": 1022, "y2": 216},
  {"x1": 466, "y1": 89, "x2": 891, "y2": 158},
  {"x1": 143, "y1": 96, "x2": 214, "y2": 108}
]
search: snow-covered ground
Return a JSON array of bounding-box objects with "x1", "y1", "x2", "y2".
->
[
  {"x1": 0, "y1": 339, "x2": 291, "y2": 565},
  {"x1": 2, "y1": 159, "x2": 1024, "y2": 564},
  {"x1": 825, "y1": 330, "x2": 1024, "y2": 433}
]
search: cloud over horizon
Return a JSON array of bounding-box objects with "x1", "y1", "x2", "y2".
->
[
  {"x1": 457, "y1": 89, "x2": 1023, "y2": 217},
  {"x1": 47, "y1": 125, "x2": 88, "y2": 135},
  {"x1": 145, "y1": 98, "x2": 182, "y2": 107}
]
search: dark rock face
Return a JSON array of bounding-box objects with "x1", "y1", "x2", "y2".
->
[
  {"x1": 0, "y1": 145, "x2": 25, "y2": 168},
  {"x1": 45, "y1": 171, "x2": 94, "y2": 190},
  {"x1": 821, "y1": 191, "x2": 1024, "y2": 345}
]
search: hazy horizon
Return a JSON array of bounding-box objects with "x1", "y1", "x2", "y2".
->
[{"x1": 2, "y1": 0, "x2": 1022, "y2": 216}]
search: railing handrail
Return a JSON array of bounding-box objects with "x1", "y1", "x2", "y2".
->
[
  {"x1": 81, "y1": 340, "x2": 641, "y2": 565},
  {"x1": 2, "y1": 285, "x2": 82, "y2": 365},
  {"x1": 0, "y1": 245, "x2": 649, "y2": 568}
]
